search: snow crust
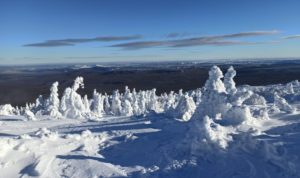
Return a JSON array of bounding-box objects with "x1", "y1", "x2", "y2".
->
[{"x1": 1, "y1": 65, "x2": 300, "y2": 178}]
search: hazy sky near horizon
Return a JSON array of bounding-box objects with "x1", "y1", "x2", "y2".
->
[{"x1": 1, "y1": 0, "x2": 300, "y2": 64}]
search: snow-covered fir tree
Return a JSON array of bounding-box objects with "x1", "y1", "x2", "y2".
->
[
  {"x1": 60, "y1": 77, "x2": 87, "y2": 119},
  {"x1": 121, "y1": 99, "x2": 133, "y2": 116},
  {"x1": 224, "y1": 66, "x2": 237, "y2": 94},
  {"x1": 45, "y1": 82, "x2": 62, "y2": 118},
  {"x1": 91, "y1": 90, "x2": 105, "y2": 117},
  {"x1": 111, "y1": 90, "x2": 122, "y2": 115},
  {"x1": 173, "y1": 94, "x2": 196, "y2": 121}
]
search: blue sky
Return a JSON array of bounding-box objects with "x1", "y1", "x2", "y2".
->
[{"x1": 1, "y1": 0, "x2": 300, "y2": 64}]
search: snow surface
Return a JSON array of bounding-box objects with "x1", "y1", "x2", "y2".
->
[{"x1": 1, "y1": 65, "x2": 300, "y2": 178}]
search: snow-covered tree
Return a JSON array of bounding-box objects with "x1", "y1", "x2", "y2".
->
[
  {"x1": 33, "y1": 95, "x2": 44, "y2": 114},
  {"x1": 111, "y1": 90, "x2": 122, "y2": 115},
  {"x1": 60, "y1": 77, "x2": 87, "y2": 119},
  {"x1": 124, "y1": 86, "x2": 133, "y2": 102},
  {"x1": 132, "y1": 99, "x2": 141, "y2": 115},
  {"x1": 163, "y1": 91, "x2": 176, "y2": 111},
  {"x1": 192, "y1": 66, "x2": 229, "y2": 119},
  {"x1": 139, "y1": 91, "x2": 147, "y2": 114},
  {"x1": 45, "y1": 82, "x2": 62, "y2": 118},
  {"x1": 173, "y1": 95, "x2": 196, "y2": 121},
  {"x1": 103, "y1": 94, "x2": 111, "y2": 114},
  {"x1": 285, "y1": 82, "x2": 294, "y2": 94},
  {"x1": 24, "y1": 107, "x2": 36, "y2": 120},
  {"x1": 121, "y1": 99, "x2": 133, "y2": 116},
  {"x1": 0, "y1": 104, "x2": 15, "y2": 116},
  {"x1": 224, "y1": 66, "x2": 237, "y2": 94},
  {"x1": 83, "y1": 95, "x2": 91, "y2": 114},
  {"x1": 204, "y1": 65, "x2": 226, "y2": 93},
  {"x1": 148, "y1": 88, "x2": 158, "y2": 111},
  {"x1": 192, "y1": 66, "x2": 256, "y2": 126},
  {"x1": 91, "y1": 90, "x2": 104, "y2": 117}
]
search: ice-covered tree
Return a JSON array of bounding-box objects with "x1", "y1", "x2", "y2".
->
[
  {"x1": 83, "y1": 95, "x2": 91, "y2": 114},
  {"x1": 24, "y1": 107, "x2": 36, "y2": 120},
  {"x1": 45, "y1": 82, "x2": 62, "y2": 118},
  {"x1": 0, "y1": 104, "x2": 15, "y2": 116},
  {"x1": 121, "y1": 99, "x2": 133, "y2": 116},
  {"x1": 224, "y1": 66, "x2": 237, "y2": 94},
  {"x1": 103, "y1": 94, "x2": 111, "y2": 114},
  {"x1": 192, "y1": 66, "x2": 229, "y2": 119},
  {"x1": 91, "y1": 90, "x2": 104, "y2": 117},
  {"x1": 173, "y1": 95, "x2": 196, "y2": 121},
  {"x1": 138, "y1": 91, "x2": 147, "y2": 114},
  {"x1": 148, "y1": 88, "x2": 158, "y2": 112},
  {"x1": 124, "y1": 86, "x2": 133, "y2": 102},
  {"x1": 285, "y1": 82, "x2": 294, "y2": 94},
  {"x1": 132, "y1": 99, "x2": 141, "y2": 115},
  {"x1": 192, "y1": 65, "x2": 256, "y2": 126},
  {"x1": 60, "y1": 77, "x2": 87, "y2": 119},
  {"x1": 204, "y1": 65, "x2": 226, "y2": 93},
  {"x1": 111, "y1": 90, "x2": 122, "y2": 115},
  {"x1": 33, "y1": 95, "x2": 45, "y2": 114},
  {"x1": 163, "y1": 91, "x2": 176, "y2": 111},
  {"x1": 191, "y1": 89, "x2": 202, "y2": 105}
]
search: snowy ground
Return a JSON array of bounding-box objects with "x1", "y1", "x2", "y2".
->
[
  {"x1": 1, "y1": 111, "x2": 300, "y2": 178},
  {"x1": 1, "y1": 65, "x2": 300, "y2": 178}
]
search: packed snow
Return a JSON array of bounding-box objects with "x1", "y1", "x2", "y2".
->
[{"x1": 1, "y1": 65, "x2": 300, "y2": 178}]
